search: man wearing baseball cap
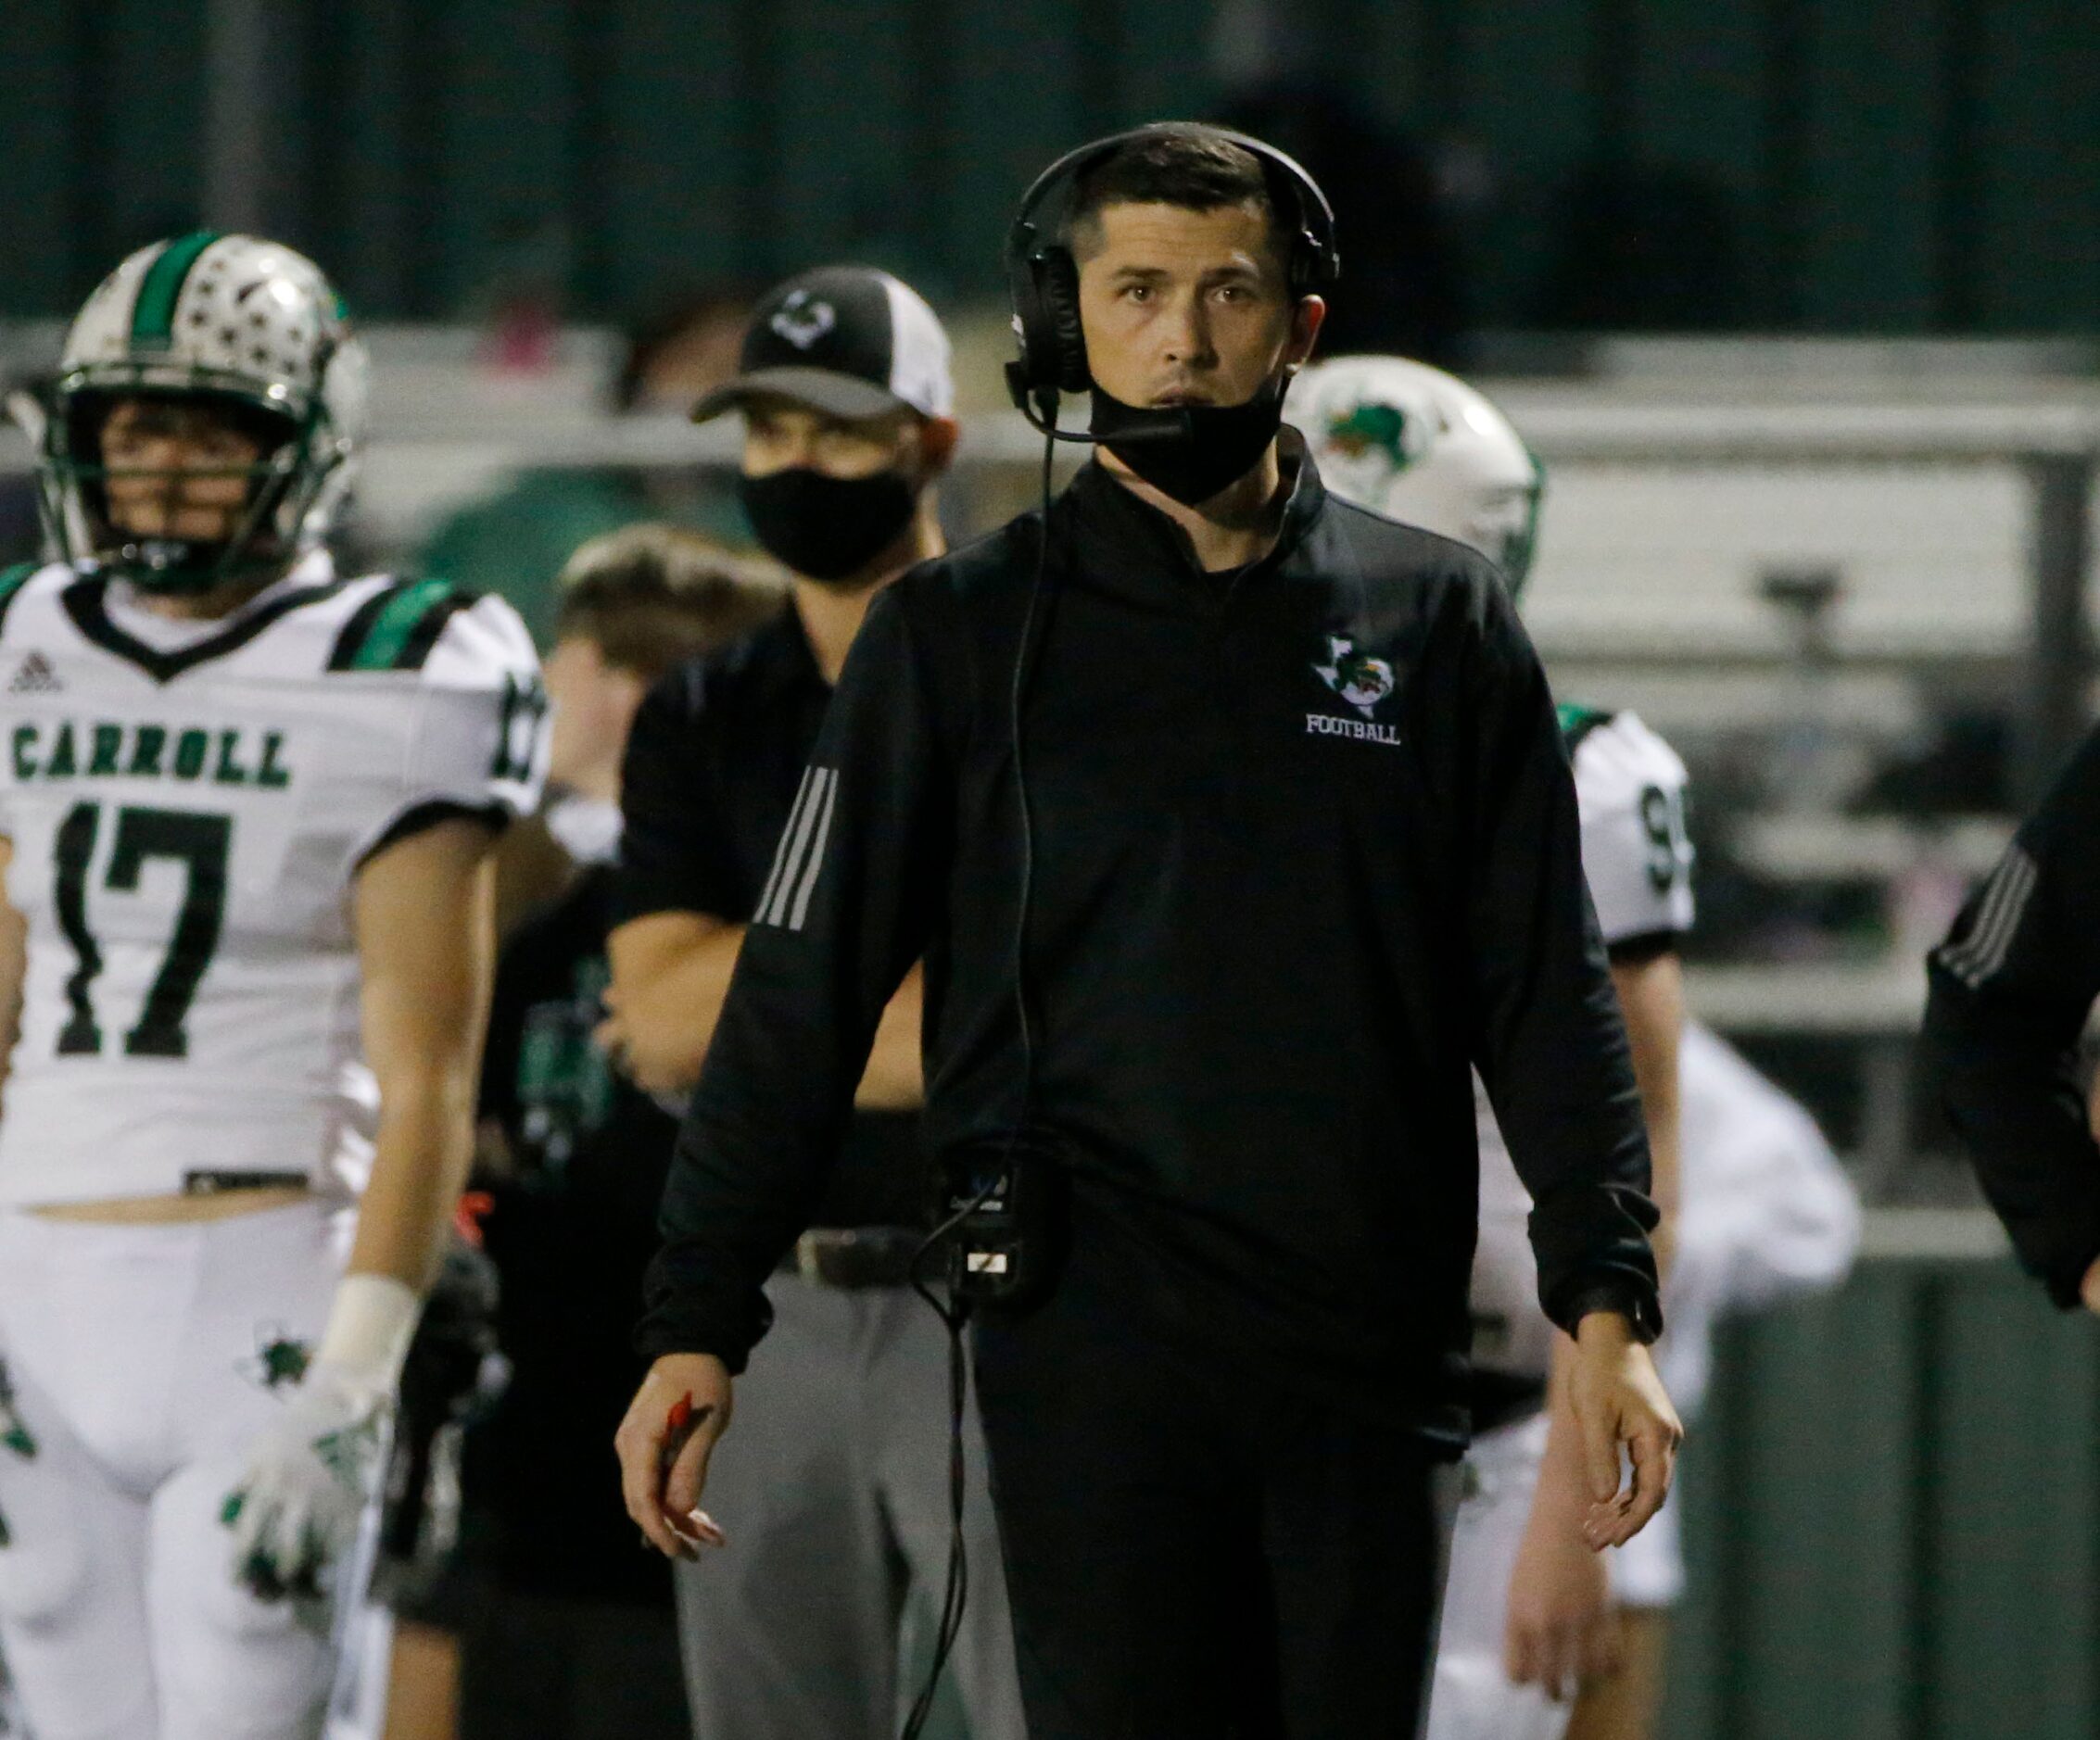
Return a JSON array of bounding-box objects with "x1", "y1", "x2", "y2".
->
[{"x1": 599, "y1": 267, "x2": 1023, "y2": 1737}]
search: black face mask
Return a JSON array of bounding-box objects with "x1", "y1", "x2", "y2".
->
[
  {"x1": 737, "y1": 467, "x2": 918, "y2": 584},
  {"x1": 1088, "y1": 374, "x2": 1288, "y2": 507}
]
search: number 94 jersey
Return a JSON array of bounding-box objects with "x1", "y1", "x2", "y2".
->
[{"x1": 0, "y1": 554, "x2": 549, "y2": 1209}]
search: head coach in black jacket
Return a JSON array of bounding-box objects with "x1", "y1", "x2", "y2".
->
[{"x1": 616, "y1": 122, "x2": 1681, "y2": 1738}]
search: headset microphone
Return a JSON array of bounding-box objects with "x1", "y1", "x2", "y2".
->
[{"x1": 1006, "y1": 374, "x2": 1191, "y2": 445}]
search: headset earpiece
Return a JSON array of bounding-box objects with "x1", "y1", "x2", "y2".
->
[
  {"x1": 1006, "y1": 238, "x2": 1089, "y2": 410},
  {"x1": 1288, "y1": 224, "x2": 1325, "y2": 298},
  {"x1": 1037, "y1": 248, "x2": 1088, "y2": 395}
]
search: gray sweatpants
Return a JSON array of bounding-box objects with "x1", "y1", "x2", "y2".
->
[{"x1": 675, "y1": 1274, "x2": 1025, "y2": 1740}]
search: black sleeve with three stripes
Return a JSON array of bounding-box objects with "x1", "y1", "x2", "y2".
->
[
  {"x1": 1924, "y1": 723, "x2": 2100, "y2": 1306},
  {"x1": 639, "y1": 589, "x2": 948, "y2": 1369}
]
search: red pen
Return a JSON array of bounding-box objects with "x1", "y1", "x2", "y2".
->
[{"x1": 660, "y1": 1393, "x2": 726, "y2": 1550}]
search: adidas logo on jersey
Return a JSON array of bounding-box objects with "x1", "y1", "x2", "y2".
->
[{"x1": 6, "y1": 652, "x2": 61, "y2": 694}]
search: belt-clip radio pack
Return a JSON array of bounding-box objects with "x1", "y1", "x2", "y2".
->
[{"x1": 941, "y1": 1132, "x2": 1066, "y2": 1306}]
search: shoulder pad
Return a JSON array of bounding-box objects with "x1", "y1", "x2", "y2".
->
[
  {"x1": 326, "y1": 576, "x2": 477, "y2": 673},
  {"x1": 0, "y1": 561, "x2": 74, "y2": 640},
  {"x1": 1557, "y1": 701, "x2": 1617, "y2": 754},
  {"x1": 1575, "y1": 710, "x2": 1688, "y2": 790},
  {"x1": 417, "y1": 590, "x2": 539, "y2": 692},
  {"x1": 0, "y1": 561, "x2": 40, "y2": 634}
]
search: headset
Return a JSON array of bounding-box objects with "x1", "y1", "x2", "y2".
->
[{"x1": 1002, "y1": 120, "x2": 1342, "y2": 433}]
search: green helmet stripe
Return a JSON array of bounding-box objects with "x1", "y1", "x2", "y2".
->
[
  {"x1": 131, "y1": 231, "x2": 222, "y2": 348},
  {"x1": 336, "y1": 578, "x2": 457, "y2": 671},
  {"x1": 0, "y1": 561, "x2": 38, "y2": 637}
]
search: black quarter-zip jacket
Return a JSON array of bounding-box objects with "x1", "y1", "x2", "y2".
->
[
  {"x1": 1924, "y1": 720, "x2": 2100, "y2": 1308},
  {"x1": 641, "y1": 447, "x2": 1661, "y2": 1444}
]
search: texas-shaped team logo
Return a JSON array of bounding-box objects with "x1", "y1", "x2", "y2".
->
[
  {"x1": 1314, "y1": 636, "x2": 1396, "y2": 719},
  {"x1": 1322, "y1": 401, "x2": 1415, "y2": 473}
]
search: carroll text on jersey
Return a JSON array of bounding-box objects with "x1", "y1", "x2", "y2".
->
[{"x1": 10, "y1": 721, "x2": 293, "y2": 788}]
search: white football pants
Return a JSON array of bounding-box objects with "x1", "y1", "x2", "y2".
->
[
  {"x1": 1423, "y1": 1411, "x2": 1572, "y2": 1740},
  {"x1": 0, "y1": 1202, "x2": 360, "y2": 1740},
  {"x1": 1424, "y1": 1405, "x2": 1689, "y2": 1740}
]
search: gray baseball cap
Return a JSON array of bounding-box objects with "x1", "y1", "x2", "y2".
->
[{"x1": 690, "y1": 266, "x2": 955, "y2": 423}]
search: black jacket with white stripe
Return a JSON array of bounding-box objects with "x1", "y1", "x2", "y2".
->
[
  {"x1": 1925, "y1": 723, "x2": 2100, "y2": 1306},
  {"x1": 614, "y1": 605, "x2": 929, "y2": 1232},
  {"x1": 639, "y1": 451, "x2": 1661, "y2": 1441}
]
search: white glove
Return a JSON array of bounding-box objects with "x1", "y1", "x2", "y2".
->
[
  {"x1": 222, "y1": 1361, "x2": 387, "y2": 1600},
  {"x1": 223, "y1": 1274, "x2": 418, "y2": 1602}
]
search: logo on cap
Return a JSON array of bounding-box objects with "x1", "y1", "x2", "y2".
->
[{"x1": 770, "y1": 291, "x2": 836, "y2": 351}]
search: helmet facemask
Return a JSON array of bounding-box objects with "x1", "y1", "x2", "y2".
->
[
  {"x1": 39, "y1": 376, "x2": 336, "y2": 596},
  {"x1": 1475, "y1": 453, "x2": 1547, "y2": 602}
]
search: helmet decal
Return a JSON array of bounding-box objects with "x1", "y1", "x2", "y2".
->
[{"x1": 1322, "y1": 401, "x2": 1413, "y2": 472}]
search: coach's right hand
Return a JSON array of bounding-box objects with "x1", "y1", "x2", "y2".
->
[{"x1": 616, "y1": 1354, "x2": 734, "y2": 1558}]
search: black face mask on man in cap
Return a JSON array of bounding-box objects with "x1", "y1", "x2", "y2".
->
[{"x1": 736, "y1": 467, "x2": 920, "y2": 586}]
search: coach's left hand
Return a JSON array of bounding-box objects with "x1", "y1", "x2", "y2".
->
[{"x1": 1567, "y1": 1312, "x2": 1681, "y2": 1550}]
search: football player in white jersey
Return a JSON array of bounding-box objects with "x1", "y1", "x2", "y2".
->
[
  {"x1": 0, "y1": 233, "x2": 547, "y2": 1740},
  {"x1": 1292, "y1": 356, "x2": 1693, "y2": 1740},
  {"x1": 1577, "y1": 1019, "x2": 1857, "y2": 1738}
]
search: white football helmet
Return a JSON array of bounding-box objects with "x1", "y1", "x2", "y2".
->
[
  {"x1": 35, "y1": 232, "x2": 369, "y2": 591},
  {"x1": 1287, "y1": 356, "x2": 1544, "y2": 594}
]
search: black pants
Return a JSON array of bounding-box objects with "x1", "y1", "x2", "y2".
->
[
  {"x1": 971, "y1": 1214, "x2": 1460, "y2": 1740},
  {"x1": 458, "y1": 1582, "x2": 689, "y2": 1740}
]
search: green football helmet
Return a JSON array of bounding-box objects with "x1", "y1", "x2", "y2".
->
[{"x1": 34, "y1": 232, "x2": 368, "y2": 593}]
